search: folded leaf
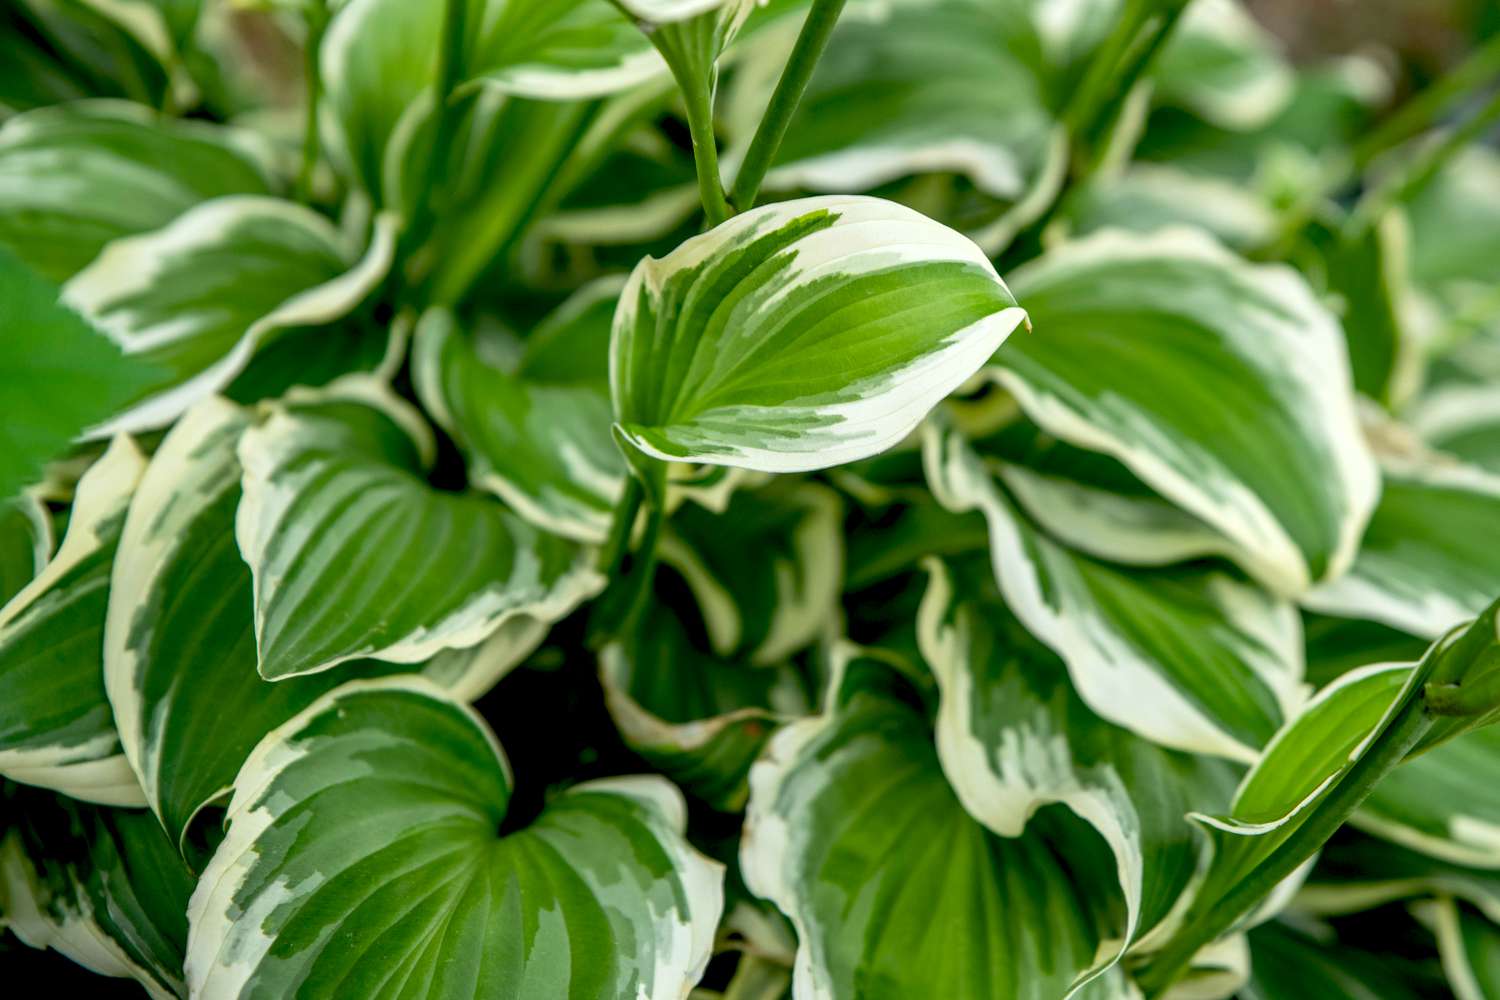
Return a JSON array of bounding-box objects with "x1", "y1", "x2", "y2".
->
[
  {"x1": 917, "y1": 558, "x2": 1238, "y2": 970},
  {"x1": 661, "y1": 479, "x2": 843, "y2": 665},
  {"x1": 600, "y1": 596, "x2": 806, "y2": 811},
  {"x1": 413, "y1": 299, "x2": 625, "y2": 543},
  {"x1": 63, "y1": 197, "x2": 396, "y2": 437},
  {"x1": 0, "y1": 246, "x2": 163, "y2": 504},
  {"x1": 0, "y1": 493, "x2": 50, "y2": 606},
  {"x1": 0, "y1": 787, "x2": 193, "y2": 1000},
  {"x1": 611, "y1": 195, "x2": 1028, "y2": 473},
  {"x1": 105, "y1": 397, "x2": 552, "y2": 854},
  {"x1": 186, "y1": 678, "x2": 724, "y2": 999},
  {"x1": 1303, "y1": 460, "x2": 1500, "y2": 640},
  {"x1": 236, "y1": 381, "x2": 603, "y2": 679},
  {"x1": 741, "y1": 646, "x2": 1130, "y2": 1000},
  {"x1": 925, "y1": 420, "x2": 1305, "y2": 761},
  {"x1": 0, "y1": 437, "x2": 145, "y2": 806},
  {"x1": 994, "y1": 226, "x2": 1379, "y2": 594},
  {"x1": 0, "y1": 101, "x2": 274, "y2": 283}
]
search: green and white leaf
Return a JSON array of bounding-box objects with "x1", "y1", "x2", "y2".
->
[
  {"x1": 600, "y1": 596, "x2": 805, "y2": 811},
  {"x1": 413, "y1": 303, "x2": 624, "y2": 543},
  {"x1": 0, "y1": 437, "x2": 145, "y2": 806},
  {"x1": 660, "y1": 479, "x2": 843, "y2": 665},
  {"x1": 1405, "y1": 146, "x2": 1500, "y2": 340},
  {"x1": 611, "y1": 195, "x2": 1028, "y2": 473},
  {"x1": 1300, "y1": 834, "x2": 1500, "y2": 923},
  {"x1": 105, "y1": 396, "x2": 549, "y2": 853},
  {"x1": 63, "y1": 197, "x2": 396, "y2": 437},
  {"x1": 1411, "y1": 383, "x2": 1500, "y2": 475},
  {"x1": 186, "y1": 677, "x2": 724, "y2": 1000},
  {"x1": 1302, "y1": 459, "x2": 1500, "y2": 640},
  {"x1": 0, "y1": 789, "x2": 194, "y2": 1000},
  {"x1": 236, "y1": 380, "x2": 603, "y2": 679},
  {"x1": 925, "y1": 420, "x2": 1305, "y2": 761},
  {"x1": 0, "y1": 245, "x2": 163, "y2": 505},
  {"x1": 741, "y1": 645, "x2": 1132, "y2": 1000},
  {"x1": 0, "y1": 493, "x2": 51, "y2": 606},
  {"x1": 1152, "y1": 0, "x2": 1294, "y2": 131},
  {"x1": 1240, "y1": 921, "x2": 1432, "y2": 1000},
  {"x1": 993, "y1": 226, "x2": 1379, "y2": 594},
  {"x1": 0, "y1": 100, "x2": 274, "y2": 283},
  {"x1": 1057, "y1": 164, "x2": 1276, "y2": 251},
  {"x1": 917, "y1": 558, "x2": 1238, "y2": 970}
]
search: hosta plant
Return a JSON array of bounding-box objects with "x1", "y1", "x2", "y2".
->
[{"x1": 4, "y1": 0, "x2": 1500, "y2": 997}]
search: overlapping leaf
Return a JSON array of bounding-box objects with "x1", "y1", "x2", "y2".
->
[
  {"x1": 992, "y1": 226, "x2": 1379, "y2": 594},
  {"x1": 925, "y1": 419, "x2": 1305, "y2": 760},
  {"x1": 104, "y1": 396, "x2": 554, "y2": 854},
  {"x1": 62, "y1": 197, "x2": 396, "y2": 437},
  {"x1": 0, "y1": 494, "x2": 50, "y2": 606},
  {"x1": 611, "y1": 195, "x2": 1028, "y2": 472},
  {"x1": 186, "y1": 678, "x2": 724, "y2": 999}
]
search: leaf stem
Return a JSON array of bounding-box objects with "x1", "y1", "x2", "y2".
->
[
  {"x1": 1137, "y1": 676, "x2": 1440, "y2": 996},
  {"x1": 680, "y1": 69, "x2": 733, "y2": 228},
  {"x1": 1061, "y1": 0, "x2": 1152, "y2": 140},
  {"x1": 728, "y1": 0, "x2": 848, "y2": 213},
  {"x1": 596, "y1": 474, "x2": 644, "y2": 579},
  {"x1": 295, "y1": 2, "x2": 330, "y2": 204}
]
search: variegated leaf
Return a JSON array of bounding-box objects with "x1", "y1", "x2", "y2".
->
[
  {"x1": 924, "y1": 419, "x2": 1305, "y2": 761},
  {"x1": 1151, "y1": 0, "x2": 1293, "y2": 131},
  {"x1": 63, "y1": 197, "x2": 396, "y2": 437},
  {"x1": 661, "y1": 479, "x2": 843, "y2": 665},
  {"x1": 0, "y1": 786, "x2": 193, "y2": 999},
  {"x1": 1412, "y1": 383, "x2": 1500, "y2": 475},
  {"x1": 0, "y1": 438, "x2": 145, "y2": 806},
  {"x1": 611, "y1": 195, "x2": 1028, "y2": 473},
  {"x1": 0, "y1": 101, "x2": 273, "y2": 283},
  {"x1": 186, "y1": 678, "x2": 724, "y2": 999},
  {"x1": 1405, "y1": 147, "x2": 1500, "y2": 341},
  {"x1": 741, "y1": 645, "x2": 1133, "y2": 1000},
  {"x1": 1303, "y1": 459, "x2": 1500, "y2": 640},
  {"x1": 235, "y1": 381, "x2": 603, "y2": 680},
  {"x1": 1058, "y1": 164, "x2": 1276, "y2": 251},
  {"x1": 994, "y1": 227, "x2": 1379, "y2": 594},
  {"x1": 917, "y1": 557, "x2": 1238, "y2": 972},
  {"x1": 412, "y1": 296, "x2": 625, "y2": 543},
  {"x1": 105, "y1": 397, "x2": 551, "y2": 854},
  {"x1": 600, "y1": 595, "x2": 806, "y2": 811},
  {"x1": 322, "y1": 0, "x2": 657, "y2": 201}
]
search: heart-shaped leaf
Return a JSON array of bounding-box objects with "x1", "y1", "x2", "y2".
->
[
  {"x1": 611, "y1": 195, "x2": 1028, "y2": 473},
  {"x1": 105, "y1": 396, "x2": 551, "y2": 854},
  {"x1": 235, "y1": 381, "x2": 603, "y2": 679},
  {"x1": 186, "y1": 678, "x2": 724, "y2": 999}
]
